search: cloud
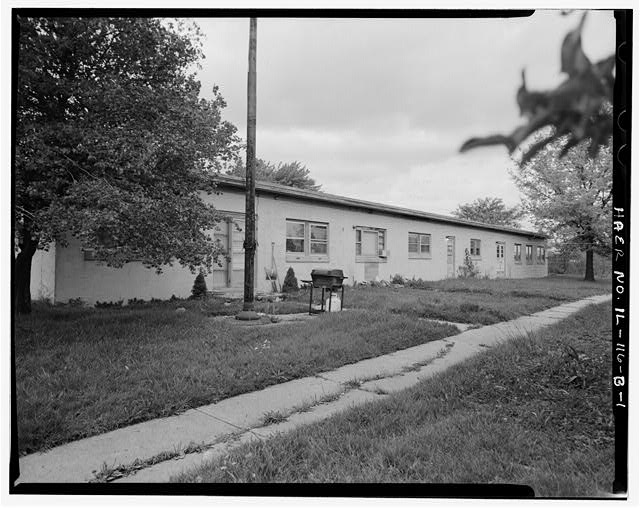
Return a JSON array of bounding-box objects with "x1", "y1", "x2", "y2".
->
[{"x1": 195, "y1": 11, "x2": 615, "y2": 216}]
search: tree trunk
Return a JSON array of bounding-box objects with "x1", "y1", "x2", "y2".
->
[
  {"x1": 584, "y1": 247, "x2": 595, "y2": 282},
  {"x1": 15, "y1": 232, "x2": 38, "y2": 315}
]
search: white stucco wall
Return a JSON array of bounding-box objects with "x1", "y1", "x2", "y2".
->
[
  {"x1": 50, "y1": 188, "x2": 246, "y2": 305},
  {"x1": 254, "y1": 192, "x2": 547, "y2": 288},
  {"x1": 30, "y1": 246, "x2": 56, "y2": 302},
  {"x1": 31, "y1": 185, "x2": 547, "y2": 305}
]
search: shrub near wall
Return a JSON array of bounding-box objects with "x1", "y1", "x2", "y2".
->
[{"x1": 282, "y1": 267, "x2": 299, "y2": 293}]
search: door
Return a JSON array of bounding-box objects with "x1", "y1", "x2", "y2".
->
[
  {"x1": 211, "y1": 214, "x2": 245, "y2": 289},
  {"x1": 229, "y1": 217, "x2": 246, "y2": 288},
  {"x1": 446, "y1": 236, "x2": 455, "y2": 278},
  {"x1": 496, "y1": 242, "x2": 505, "y2": 277}
]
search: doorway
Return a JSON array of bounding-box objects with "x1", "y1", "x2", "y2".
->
[
  {"x1": 212, "y1": 213, "x2": 245, "y2": 289},
  {"x1": 446, "y1": 236, "x2": 455, "y2": 278},
  {"x1": 496, "y1": 241, "x2": 505, "y2": 277}
]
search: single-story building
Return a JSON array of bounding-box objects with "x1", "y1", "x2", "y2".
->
[{"x1": 30, "y1": 175, "x2": 547, "y2": 305}]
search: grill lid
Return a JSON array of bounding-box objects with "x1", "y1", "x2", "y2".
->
[{"x1": 311, "y1": 269, "x2": 345, "y2": 278}]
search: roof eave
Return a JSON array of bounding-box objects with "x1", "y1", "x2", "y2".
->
[{"x1": 212, "y1": 175, "x2": 546, "y2": 240}]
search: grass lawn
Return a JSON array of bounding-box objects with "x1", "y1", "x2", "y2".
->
[
  {"x1": 333, "y1": 274, "x2": 611, "y2": 324},
  {"x1": 14, "y1": 275, "x2": 609, "y2": 456},
  {"x1": 15, "y1": 306, "x2": 456, "y2": 455},
  {"x1": 175, "y1": 301, "x2": 614, "y2": 497}
]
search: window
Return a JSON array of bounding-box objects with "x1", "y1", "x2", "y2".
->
[
  {"x1": 525, "y1": 244, "x2": 533, "y2": 264},
  {"x1": 355, "y1": 226, "x2": 386, "y2": 261},
  {"x1": 83, "y1": 248, "x2": 96, "y2": 261},
  {"x1": 408, "y1": 232, "x2": 431, "y2": 258},
  {"x1": 514, "y1": 243, "x2": 522, "y2": 263},
  {"x1": 470, "y1": 239, "x2": 481, "y2": 257},
  {"x1": 286, "y1": 221, "x2": 305, "y2": 253},
  {"x1": 536, "y1": 246, "x2": 546, "y2": 264},
  {"x1": 286, "y1": 219, "x2": 329, "y2": 261}
]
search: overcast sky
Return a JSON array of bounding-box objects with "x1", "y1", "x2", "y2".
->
[{"x1": 193, "y1": 10, "x2": 615, "y2": 219}]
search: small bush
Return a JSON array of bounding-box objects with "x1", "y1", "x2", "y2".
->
[
  {"x1": 191, "y1": 270, "x2": 208, "y2": 299},
  {"x1": 67, "y1": 297, "x2": 84, "y2": 307},
  {"x1": 458, "y1": 249, "x2": 480, "y2": 278},
  {"x1": 127, "y1": 298, "x2": 147, "y2": 306},
  {"x1": 95, "y1": 300, "x2": 123, "y2": 309},
  {"x1": 282, "y1": 267, "x2": 299, "y2": 293},
  {"x1": 391, "y1": 274, "x2": 405, "y2": 284}
]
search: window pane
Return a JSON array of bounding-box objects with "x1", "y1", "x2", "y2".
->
[
  {"x1": 362, "y1": 231, "x2": 378, "y2": 255},
  {"x1": 420, "y1": 235, "x2": 430, "y2": 254},
  {"x1": 310, "y1": 224, "x2": 327, "y2": 240},
  {"x1": 408, "y1": 233, "x2": 418, "y2": 253},
  {"x1": 286, "y1": 239, "x2": 304, "y2": 253},
  {"x1": 356, "y1": 230, "x2": 361, "y2": 242},
  {"x1": 286, "y1": 222, "x2": 305, "y2": 238},
  {"x1": 310, "y1": 241, "x2": 327, "y2": 254},
  {"x1": 356, "y1": 243, "x2": 361, "y2": 255}
]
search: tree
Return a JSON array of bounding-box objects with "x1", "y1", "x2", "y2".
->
[
  {"x1": 452, "y1": 197, "x2": 524, "y2": 228},
  {"x1": 14, "y1": 17, "x2": 239, "y2": 313},
  {"x1": 511, "y1": 139, "x2": 612, "y2": 281},
  {"x1": 227, "y1": 158, "x2": 321, "y2": 191},
  {"x1": 460, "y1": 12, "x2": 614, "y2": 164}
]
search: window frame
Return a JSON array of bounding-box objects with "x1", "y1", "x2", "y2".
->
[
  {"x1": 355, "y1": 226, "x2": 387, "y2": 263},
  {"x1": 514, "y1": 243, "x2": 522, "y2": 264},
  {"x1": 285, "y1": 219, "x2": 330, "y2": 262},
  {"x1": 408, "y1": 232, "x2": 432, "y2": 259},
  {"x1": 525, "y1": 244, "x2": 533, "y2": 264},
  {"x1": 470, "y1": 238, "x2": 482, "y2": 258},
  {"x1": 536, "y1": 246, "x2": 546, "y2": 264}
]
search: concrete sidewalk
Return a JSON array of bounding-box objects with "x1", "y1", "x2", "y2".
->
[{"x1": 17, "y1": 293, "x2": 611, "y2": 484}]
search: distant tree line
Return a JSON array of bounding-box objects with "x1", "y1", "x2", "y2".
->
[{"x1": 226, "y1": 158, "x2": 321, "y2": 191}]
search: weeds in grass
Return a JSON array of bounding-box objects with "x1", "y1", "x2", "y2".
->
[
  {"x1": 318, "y1": 392, "x2": 342, "y2": 404},
  {"x1": 261, "y1": 410, "x2": 288, "y2": 426},
  {"x1": 291, "y1": 391, "x2": 343, "y2": 414},
  {"x1": 342, "y1": 379, "x2": 362, "y2": 390}
]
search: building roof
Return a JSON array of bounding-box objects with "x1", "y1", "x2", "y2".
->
[{"x1": 213, "y1": 174, "x2": 546, "y2": 240}]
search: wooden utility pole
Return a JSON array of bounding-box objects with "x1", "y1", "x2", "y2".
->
[{"x1": 237, "y1": 17, "x2": 259, "y2": 320}]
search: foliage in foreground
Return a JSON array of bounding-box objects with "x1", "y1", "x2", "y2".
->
[
  {"x1": 176, "y1": 302, "x2": 613, "y2": 496},
  {"x1": 460, "y1": 11, "x2": 613, "y2": 163}
]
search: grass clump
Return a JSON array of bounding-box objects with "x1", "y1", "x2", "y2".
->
[{"x1": 175, "y1": 302, "x2": 614, "y2": 496}]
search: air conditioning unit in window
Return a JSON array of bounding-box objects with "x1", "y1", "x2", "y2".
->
[{"x1": 379, "y1": 250, "x2": 390, "y2": 258}]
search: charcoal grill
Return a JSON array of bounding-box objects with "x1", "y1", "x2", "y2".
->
[{"x1": 303, "y1": 269, "x2": 347, "y2": 314}]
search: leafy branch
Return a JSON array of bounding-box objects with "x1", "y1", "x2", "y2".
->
[{"x1": 460, "y1": 12, "x2": 614, "y2": 164}]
